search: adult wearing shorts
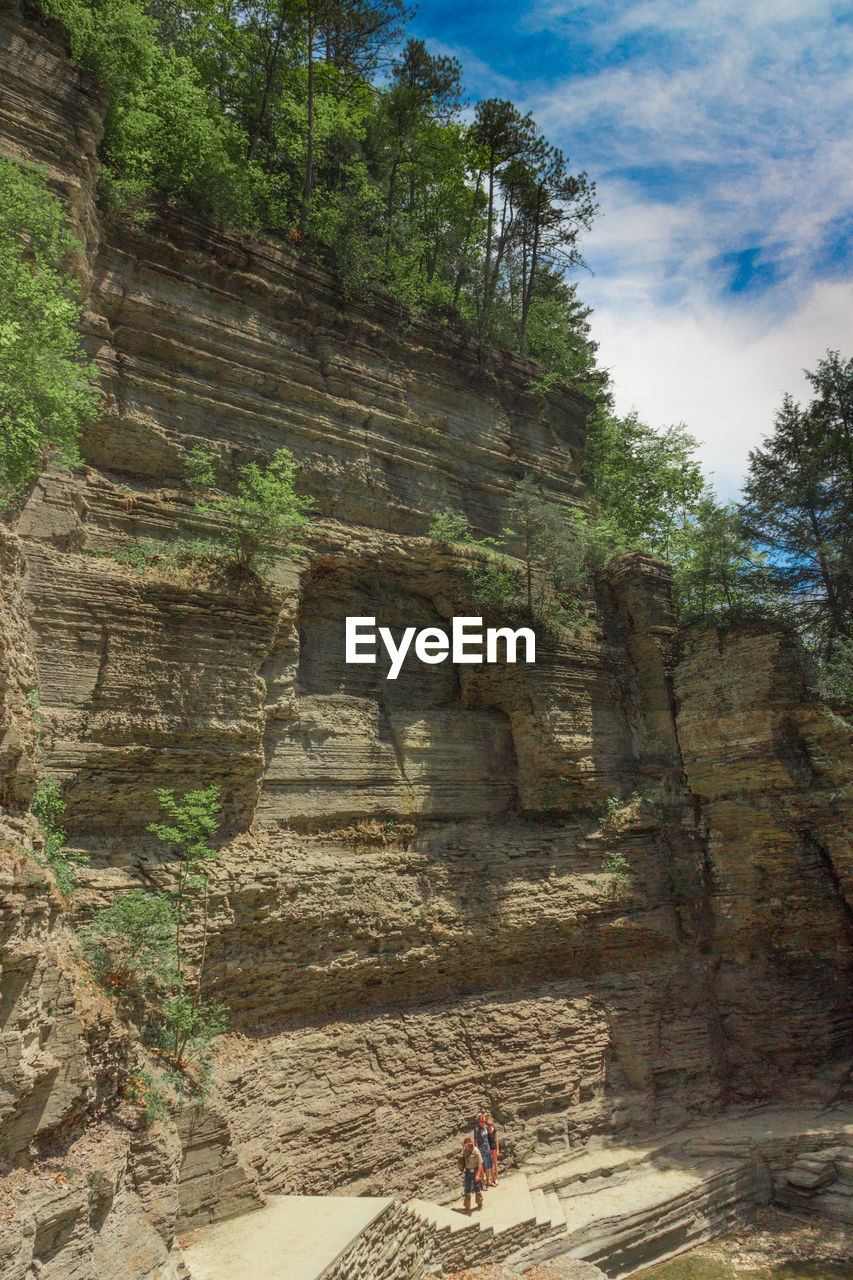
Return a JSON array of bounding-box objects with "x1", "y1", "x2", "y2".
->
[{"x1": 458, "y1": 1137, "x2": 484, "y2": 1213}]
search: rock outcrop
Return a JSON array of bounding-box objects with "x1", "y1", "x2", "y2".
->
[
  {"x1": 0, "y1": 844, "x2": 186, "y2": 1279},
  {"x1": 0, "y1": 3, "x2": 852, "y2": 1277}
]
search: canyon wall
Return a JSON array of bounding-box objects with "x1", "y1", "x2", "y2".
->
[{"x1": 1, "y1": 3, "x2": 852, "y2": 1275}]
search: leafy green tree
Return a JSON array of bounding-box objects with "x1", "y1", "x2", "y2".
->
[
  {"x1": 303, "y1": 0, "x2": 411, "y2": 227},
  {"x1": 468, "y1": 554, "x2": 521, "y2": 611},
  {"x1": 147, "y1": 784, "x2": 221, "y2": 990},
  {"x1": 44, "y1": 0, "x2": 602, "y2": 384},
  {"x1": 742, "y1": 351, "x2": 852, "y2": 656},
  {"x1": 203, "y1": 446, "x2": 315, "y2": 573},
  {"x1": 427, "y1": 508, "x2": 472, "y2": 544},
  {"x1": 43, "y1": 0, "x2": 258, "y2": 224},
  {"x1": 0, "y1": 156, "x2": 98, "y2": 499},
  {"x1": 670, "y1": 497, "x2": 775, "y2": 624},
  {"x1": 318, "y1": 0, "x2": 411, "y2": 75},
  {"x1": 508, "y1": 475, "x2": 590, "y2": 616},
  {"x1": 523, "y1": 274, "x2": 609, "y2": 402},
  {"x1": 583, "y1": 410, "x2": 706, "y2": 559},
  {"x1": 80, "y1": 786, "x2": 228, "y2": 1076},
  {"x1": 507, "y1": 141, "x2": 597, "y2": 356},
  {"x1": 148, "y1": 784, "x2": 226, "y2": 1070},
  {"x1": 184, "y1": 443, "x2": 219, "y2": 491},
  {"x1": 366, "y1": 39, "x2": 464, "y2": 273},
  {"x1": 471, "y1": 99, "x2": 535, "y2": 341},
  {"x1": 80, "y1": 889, "x2": 177, "y2": 993}
]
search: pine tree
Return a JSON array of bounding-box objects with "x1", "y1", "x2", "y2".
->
[{"x1": 742, "y1": 351, "x2": 853, "y2": 655}]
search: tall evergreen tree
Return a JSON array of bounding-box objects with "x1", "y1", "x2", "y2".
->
[
  {"x1": 742, "y1": 351, "x2": 853, "y2": 654},
  {"x1": 471, "y1": 99, "x2": 535, "y2": 342}
]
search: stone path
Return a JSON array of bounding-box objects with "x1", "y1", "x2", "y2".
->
[{"x1": 182, "y1": 1194, "x2": 392, "y2": 1280}]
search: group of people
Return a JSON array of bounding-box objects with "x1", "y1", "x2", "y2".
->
[{"x1": 458, "y1": 1112, "x2": 500, "y2": 1212}]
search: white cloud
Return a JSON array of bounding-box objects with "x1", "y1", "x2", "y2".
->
[
  {"x1": 527, "y1": 1, "x2": 853, "y2": 497},
  {"x1": 587, "y1": 278, "x2": 851, "y2": 499},
  {"x1": 421, "y1": 1, "x2": 852, "y2": 498}
]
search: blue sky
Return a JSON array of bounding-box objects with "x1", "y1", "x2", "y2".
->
[{"x1": 411, "y1": 0, "x2": 853, "y2": 498}]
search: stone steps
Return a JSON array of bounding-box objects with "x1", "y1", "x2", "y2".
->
[
  {"x1": 527, "y1": 1142, "x2": 664, "y2": 1196},
  {"x1": 406, "y1": 1171, "x2": 567, "y2": 1273},
  {"x1": 509, "y1": 1157, "x2": 765, "y2": 1278}
]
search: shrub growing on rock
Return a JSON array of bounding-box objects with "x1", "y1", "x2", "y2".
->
[
  {"x1": 82, "y1": 784, "x2": 229, "y2": 1079},
  {"x1": 30, "y1": 776, "x2": 88, "y2": 897},
  {"x1": 80, "y1": 888, "x2": 176, "y2": 995},
  {"x1": 0, "y1": 155, "x2": 99, "y2": 501},
  {"x1": 189, "y1": 446, "x2": 315, "y2": 576}
]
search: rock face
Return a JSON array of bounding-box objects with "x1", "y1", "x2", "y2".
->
[
  {"x1": 1, "y1": 5, "x2": 852, "y2": 1277},
  {"x1": 0, "y1": 844, "x2": 186, "y2": 1279}
]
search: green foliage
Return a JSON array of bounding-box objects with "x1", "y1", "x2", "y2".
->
[
  {"x1": 427, "y1": 508, "x2": 472, "y2": 544},
  {"x1": 202, "y1": 447, "x2": 315, "y2": 574},
  {"x1": 581, "y1": 405, "x2": 791, "y2": 632},
  {"x1": 601, "y1": 848, "x2": 630, "y2": 894},
  {"x1": 41, "y1": 0, "x2": 258, "y2": 225},
  {"x1": 39, "y1": 0, "x2": 603, "y2": 387},
  {"x1": 80, "y1": 889, "x2": 176, "y2": 992},
  {"x1": 158, "y1": 991, "x2": 228, "y2": 1079},
  {"x1": 428, "y1": 485, "x2": 625, "y2": 625},
  {"x1": 127, "y1": 1067, "x2": 171, "y2": 1126},
  {"x1": 148, "y1": 783, "x2": 221, "y2": 858},
  {"x1": 148, "y1": 784, "x2": 225, "y2": 1070},
  {"x1": 0, "y1": 155, "x2": 99, "y2": 499},
  {"x1": 184, "y1": 444, "x2": 218, "y2": 492},
  {"x1": 583, "y1": 409, "x2": 706, "y2": 560},
  {"x1": 742, "y1": 351, "x2": 853, "y2": 658},
  {"x1": 30, "y1": 775, "x2": 66, "y2": 829},
  {"x1": 597, "y1": 790, "x2": 660, "y2": 847},
  {"x1": 508, "y1": 475, "x2": 592, "y2": 617},
  {"x1": 82, "y1": 785, "x2": 228, "y2": 1077},
  {"x1": 670, "y1": 497, "x2": 777, "y2": 625},
  {"x1": 30, "y1": 777, "x2": 88, "y2": 897},
  {"x1": 816, "y1": 636, "x2": 853, "y2": 706},
  {"x1": 100, "y1": 537, "x2": 227, "y2": 576},
  {"x1": 468, "y1": 555, "x2": 522, "y2": 611}
]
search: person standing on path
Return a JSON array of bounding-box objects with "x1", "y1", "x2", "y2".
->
[
  {"x1": 486, "y1": 1115, "x2": 499, "y2": 1186},
  {"x1": 459, "y1": 1137, "x2": 484, "y2": 1213},
  {"x1": 473, "y1": 1112, "x2": 493, "y2": 1183}
]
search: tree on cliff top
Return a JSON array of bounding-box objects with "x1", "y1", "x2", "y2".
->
[
  {"x1": 742, "y1": 351, "x2": 853, "y2": 658},
  {"x1": 38, "y1": 0, "x2": 603, "y2": 385},
  {"x1": 583, "y1": 409, "x2": 706, "y2": 561},
  {"x1": 0, "y1": 156, "x2": 99, "y2": 501}
]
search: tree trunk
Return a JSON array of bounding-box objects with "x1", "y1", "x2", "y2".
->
[
  {"x1": 247, "y1": 13, "x2": 287, "y2": 162},
  {"x1": 453, "y1": 170, "x2": 482, "y2": 305},
  {"x1": 384, "y1": 154, "x2": 400, "y2": 269},
  {"x1": 519, "y1": 214, "x2": 541, "y2": 357},
  {"x1": 299, "y1": 0, "x2": 316, "y2": 233},
  {"x1": 479, "y1": 154, "x2": 496, "y2": 343}
]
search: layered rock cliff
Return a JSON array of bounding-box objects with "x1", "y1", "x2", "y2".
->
[{"x1": 1, "y1": 3, "x2": 852, "y2": 1276}]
